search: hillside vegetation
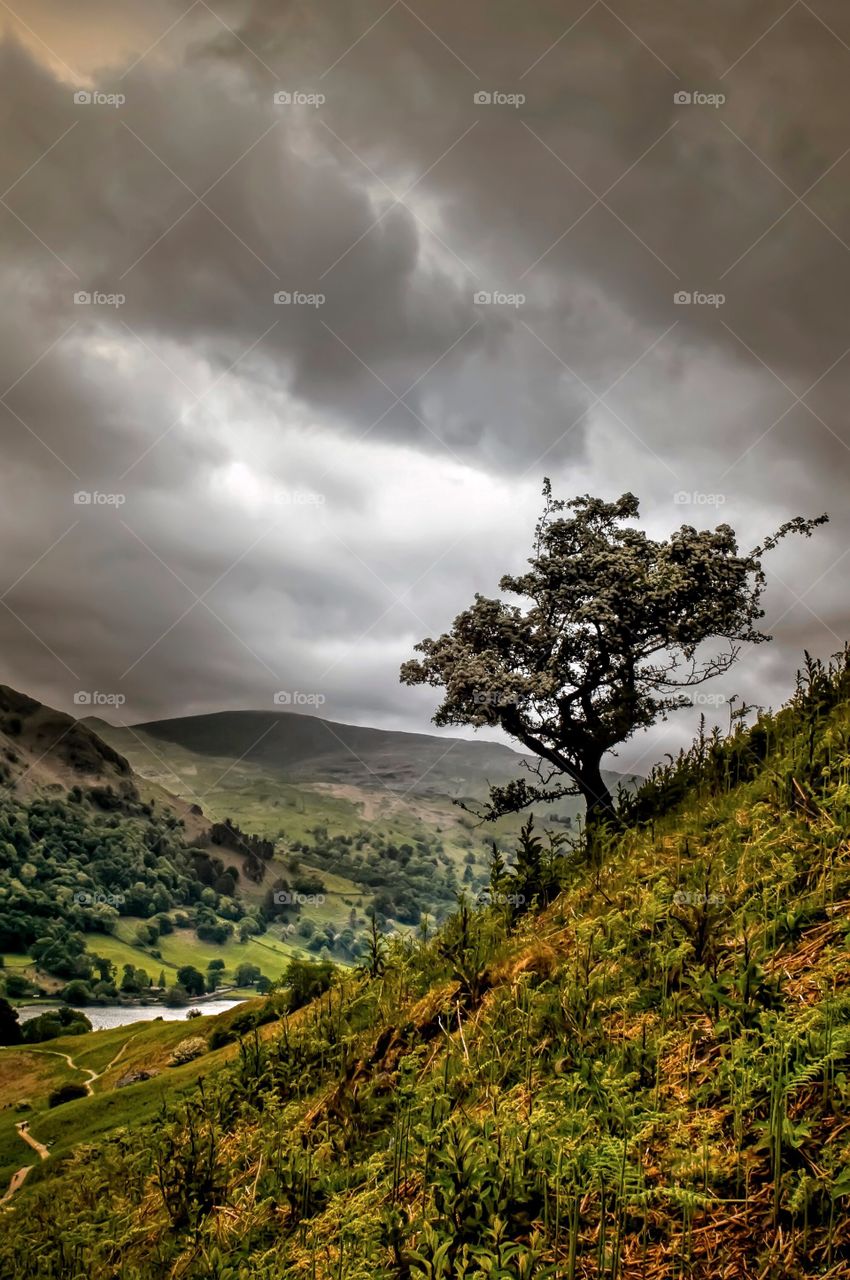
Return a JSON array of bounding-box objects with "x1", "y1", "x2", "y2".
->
[{"x1": 4, "y1": 651, "x2": 850, "y2": 1276}]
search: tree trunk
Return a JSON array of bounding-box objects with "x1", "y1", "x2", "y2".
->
[{"x1": 579, "y1": 758, "x2": 622, "y2": 854}]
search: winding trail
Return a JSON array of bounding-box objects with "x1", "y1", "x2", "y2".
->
[
  {"x1": 29, "y1": 1047, "x2": 98, "y2": 1095},
  {"x1": 0, "y1": 1033, "x2": 140, "y2": 1205},
  {"x1": 26, "y1": 1032, "x2": 140, "y2": 1096},
  {"x1": 90, "y1": 1033, "x2": 140, "y2": 1086},
  {"x1": 0, "y1": 1124, "x2": 47, "y2": 1208}
]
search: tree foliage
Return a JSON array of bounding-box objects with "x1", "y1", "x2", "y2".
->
[{"x1": 402, "y1": 482, "x2": 827, "y2": 834}]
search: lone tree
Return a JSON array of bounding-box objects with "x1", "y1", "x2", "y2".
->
[{"x1": 401, "y1": 483, "x2": 826, "y2": 837}]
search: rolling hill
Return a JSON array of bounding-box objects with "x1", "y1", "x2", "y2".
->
[{"x1": 0, "y1": 684, "x2": 209, "y2": 840}]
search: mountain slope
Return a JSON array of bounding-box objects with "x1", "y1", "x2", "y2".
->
[
  {"x1": 0, "y1": 684, "x2": 134, "y2": 796},
  {"x1": 0, "y1": 685, "x2": 208, "y2": 840},
  {"x1": 5, "y1": 653, "x2": 850, "y2": 1276}
]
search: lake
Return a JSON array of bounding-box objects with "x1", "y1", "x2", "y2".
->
[{"x1": 16, "y1": 999, "x2": 246, "y2": 1030}]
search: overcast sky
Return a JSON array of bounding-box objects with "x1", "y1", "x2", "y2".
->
[{"x1": 1, "y1": 0, "x2": 849, "y2": 774}]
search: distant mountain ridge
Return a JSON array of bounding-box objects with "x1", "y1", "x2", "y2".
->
[{"x1": 102, "y1": 707, "x2": 636, "y2": 800}]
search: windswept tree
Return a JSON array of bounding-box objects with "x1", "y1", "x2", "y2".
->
[{"x1": 401, "y1": 483, "x2": 826, "y2": 837}]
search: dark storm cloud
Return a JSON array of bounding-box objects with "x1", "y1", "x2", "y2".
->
[
  {"x1": 0, "y1": 0, "x2": 848, "y2": 765},
  {"x1": 0, "y1": 30, "x2": 592, "y2": 468}
]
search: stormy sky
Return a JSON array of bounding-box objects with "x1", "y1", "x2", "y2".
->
[{"x1": 1, "y1": 0, "x2": 849, "y2": 774}]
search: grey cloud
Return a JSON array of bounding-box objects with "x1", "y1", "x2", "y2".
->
[{"x1": 0, "y1": 1, "x2": 848, "y2": 762}]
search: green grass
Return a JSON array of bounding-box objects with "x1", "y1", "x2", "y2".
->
[
  {"x1": 0, "y1": 1047, "x2": 81, "y2": 1187},
  {"x1": 99, "y1": 724, "x2": 580, "y2": 869},
  {"x1": 7, "y1": 655, "x2": 850, "y2": 1276},
  {"x1": 91, "y1": 921, "x2": 309, "y2": 985},
  {"x1": 0, "y1": 997, "x2": 263, "y2": 1193},
  {"x1": 10, "y1": 1039, "x2": 219, "y2": 1182},
  {"x1": 46, "y1": 1023, "x2": 155, "y2": 1078}
]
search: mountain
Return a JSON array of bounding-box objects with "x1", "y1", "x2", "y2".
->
[{"x1": 90, "y1": 706, "x2": 634, "y2": 801}]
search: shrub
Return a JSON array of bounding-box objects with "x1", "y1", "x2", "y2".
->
[
  {"x1": 207, "y1": 1025, "x2": 235, "y2": 1050},
  {"x1": 48, "y1": 1082, "x2": 88, "y2": 1108},
  {"x1": 167, "y1": 1036, "x2": 207, "y2": 1067}
]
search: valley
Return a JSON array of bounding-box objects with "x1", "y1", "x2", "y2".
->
[{"x1": 0, "y1": 684, "x2": 635, "y2": 1016}]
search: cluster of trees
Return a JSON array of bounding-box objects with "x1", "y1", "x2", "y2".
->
[
  {"x1": 208, "y1": 819, "x2": 275, "y2": 883},
  {"x1": 0, "y1": 785, "x2": 278, "y2": 984},
  {"x1": 0, "y1": 789, "x2": 208, "y2": 956},
  {"x1": 283, "y1": 825, "x2": 463, "y2": 930}
]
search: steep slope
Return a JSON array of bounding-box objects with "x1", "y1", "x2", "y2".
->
[
  {"x1": 0, "y1": 685, "x2": 134, "y2": 797},
  {"x1": 5, "y1": 653, "x2": 850, "y2": 1276},
  {"x1": 0, "y1": 685, "x2": 208, "y2": 839}
]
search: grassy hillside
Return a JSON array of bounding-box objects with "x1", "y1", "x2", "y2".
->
[
  {"x1": 5, "y1": 651, "x2": 850, "y2": 1276},
  {"x1": 0, "y1": 685, "x2": 135, "y2": 797},
  {"x1": 0, "y1": 683, "x2": 443, "y2": 990},
  {"x1": 82, "y1": 920, "x2": 307, "y2": 982},
  {"x1": 84, "y1": 714, "x2": 629, "y2": 941},
  {"x1": 0, "y1": 997, "x2": 276, "y2": 1194}
]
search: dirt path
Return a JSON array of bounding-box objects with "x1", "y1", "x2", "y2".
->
[
  {"x1": 89, "y1": 1033, "x2": 139, "y2": 1087},
  {"x1": 0, "y1": 1163, "x2": 34, "y2": 1203},
  {"x1": 15, "y1": 1121, "x2": 48, "y2": 1161},
  {"x1": 0, "y1": 1033, "x2": 140, "y2": 1206},
  {"x1": 27, "y1": 1032, "x2": 139, "y2": 1095},
  {"x1": 28, "y1": 1047, "x2": 98, "y2": 1095},
  {"x1": 0, "y1": 1122, "x2": 49, "y2": 1208}
]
